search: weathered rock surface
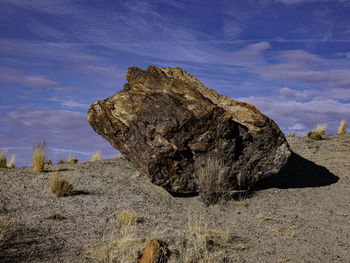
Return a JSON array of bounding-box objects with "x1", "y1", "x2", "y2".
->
[
  {"x1": 88, "y1": 66, "x2": 291, "y2": 194},
  {"x1": 138, "y1": 239, "x2": 169, "y2": 263}
]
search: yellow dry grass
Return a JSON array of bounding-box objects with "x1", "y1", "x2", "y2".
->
[
  {"x1": 86, "y1": 211, "x2": 248, "y2": 263},
  {"x1": 287, "y1": 132, "x2": 296, "y2": 137},
  {"x1": 117, "y1": 211, "x2": 138, "y2": 226},
  {"x1": 33, "y1": 141, "x2": 46, "y2": 172},
  {"x1": 0, "y1": 215, "x2": 12, "y2": 247},
  {"x1": 114, "y1": 153, "x2": 124, "y2": 160},
  {"x1": 67, "y1": 157, "x2": 78, "y2": 164},
  {"x1": 0, "y1": 149, "x2": 7, "y2": 168},
  {"x1": 179, "y1": 216, "x2": 248, "y2": 262},
  {"x1": 58, "y1": 154, "x2": 78, "y2": 164},
  {"x1": 8, "y1": 155, "x2": 15, "y2": 168},
  {"x1": 316, "y1": 124, "x2": 326, "y2": 134},
  {"x1": 85, "y1": 212, "x2": 141, "y2": 263},
  {"x1": 338, "y1": 120, "x2": 347, "y2": 135},
  {"x1": 50, "y1": 173, "x2": 73, "y2": 197},
  {"x1": 197, "y1": 157, "x2": 227, "y2": 205},
  {"x1": 0, "y1": 215, "x2": 19, "y2": 248},
  {"x1": 84, "y1": 225, "x2": 143, "y2": 263},
  {"x1": 307, "y1": 124, "x2": 327, "y2": 140},
  {"x1": 91, "y1": 150, "x2": 102, "y2": 162}
]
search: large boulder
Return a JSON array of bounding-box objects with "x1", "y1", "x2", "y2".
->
[{"x1": 88, "y1": 66, "x2": 291, "y2": 194}]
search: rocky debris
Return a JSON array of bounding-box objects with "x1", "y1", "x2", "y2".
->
[
  {"x1": 138, "y1": 239, "x2": 170, "y2": 263},
  {"x1": 88, "y1": 66, "x2": 291, "y2": 195}
]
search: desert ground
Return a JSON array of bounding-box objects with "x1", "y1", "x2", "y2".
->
[{"x1": 1, "y1": 134, "x2": 349, "y2": 262}]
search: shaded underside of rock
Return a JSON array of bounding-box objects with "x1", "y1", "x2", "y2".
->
[{"x1": 88, "y1": 66, "x2": 291, "y2": 194}]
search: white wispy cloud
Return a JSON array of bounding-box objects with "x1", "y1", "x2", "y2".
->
[
  {"x1": 77, "y1": 65, "x2": 124, "y2": 80},
  {"x1": 0, "y1": 105, "x2": 116, "y2": 165},
  {"x1": 1, "y1": 0, "x2": 75, "y2": 14},
  {"x1": 0, "y1": 40, "x2": 102, "y2": 62},
  {"x1": 0, "y1": 67, "x2": 58, "y2": 88},
  {"x1": 250, "y1": 49, "x2": 350, "y2": 88},
  {"x1": 48, "y1": 97, "x2": 89, "y2": 109},
  {"x1": 235, "y1": 95, "x2": 350, "y2": 135},
  {"x1": 274, "y1": 0, "x2": 348, "y2": 4},
  {"x1": 279, "y1": 87, "x2": 313, "y2": 100}
]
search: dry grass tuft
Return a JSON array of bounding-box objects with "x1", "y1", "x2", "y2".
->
[
  {"x1": 315, "y1": 124, "x2": 327, "y2": 135},
  {"x1": 117, "y1": 210, "x2": 138, "y2": 226},
  {"x1": 33, "y1": 140, "x2": 47, "y2": 172},
  {"x1": 50, "y1": 173, "x2": 74, "y2": 197},
  {"x1": 91, "y1": 150, "x2": 102, "y2": 162},
  {"x1": 307, "y1": 124, "x2": 327, "y2": 140},
  {"x1": 197, "y1": 157, "x2": 227, "y2": 205},
  {"x1": 287, "y1": 132, "x2": 296, "y2": 137},
  {"x1": 0, "y1": 149, "x2": 7, "y2": 168},
  {"x1": 8, "y1": 154, "x2": 15, "y2": 168},
  {"x1": 115, "y1": 153, "x2": 124, "y2": 160},
  {"x1": 67, "y1": 157, "x2": 78, "y2": 164},
  {"x1": 59, "y1": 155, "x2": 78, "y2": 164},
  {"x1": 338, "y1": 120, "x2": 347, "y2": 135},
  {"x1": 85, "y1": 211, "x2": 141, "y2": 262},
  {"x1": 177, "y1": 216, "x2": 248, "y2": 262},
  {"x1": 0, "y1": 215, "x2": 14, "y2": 247},
  {"x1": 84, "y1": 225, "x2": 143, "y2": 262}
]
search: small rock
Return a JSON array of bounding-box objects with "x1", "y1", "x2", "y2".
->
[{"x1": 138, "y1": 239, "x2": 170, "y2": 263}]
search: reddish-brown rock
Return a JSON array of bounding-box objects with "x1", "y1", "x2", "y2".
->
[
  {"x1": 138, "y1": 239, "x2": 169, "y2": 263},
  {"x1": 88, "y1": 66, "x2": 291, "y2": 194}
]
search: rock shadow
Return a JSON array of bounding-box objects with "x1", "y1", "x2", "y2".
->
[
  {"x1": 252, "y1": 151, "x2": 339, "y2": 191},
  {"x1": 0, "y1": 223, "x2": 62, "y2": 263},
  {"x1": 71, "y1": 190, "x2": 91, "y2": 196}
]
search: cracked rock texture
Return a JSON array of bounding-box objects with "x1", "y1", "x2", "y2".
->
[{"x1": 87, "y1": 66, "x2": 290, "y2": 194}]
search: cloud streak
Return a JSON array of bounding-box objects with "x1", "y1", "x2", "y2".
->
[
  {"x1": 0, "y1": 67, "x2": 58, "y2": 88},
  {"x1": 0, "y1": 105, "x2": 116, "y2": 166},
  {"x1": 236, "y1": 95, "x2": 350, "y2": 135}
]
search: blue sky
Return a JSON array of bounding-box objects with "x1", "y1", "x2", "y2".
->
[{"x1": 1, "y1": 0, "x2": 350, "y2": 166}]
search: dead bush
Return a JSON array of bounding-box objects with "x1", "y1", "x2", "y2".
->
[
  {"x1": 197, "y1": 157, "x2": 227, "y2": 205},
  {"x1": 91, "y1": 150, "x2": 102, "y2": 162},
  {"x1": 338, "y1": 120, "x2": 346, "y2": 135},
  {"x1": 0, "y1": 150, "x2": 7, "y2": 168},
  {"x1": 50, "y1": 173, "x2": 73, "y2": 197},
  {"x1": 33, "y1": 141, "x2": 46, "y2": 172}
]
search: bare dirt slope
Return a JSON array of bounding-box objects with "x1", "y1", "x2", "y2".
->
[{"x1": 1, "y1": 134, "x2": 349, "y2": 262}]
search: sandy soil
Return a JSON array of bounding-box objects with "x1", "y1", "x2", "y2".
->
[{"x1": 0, "y1": 134, "x2": 349, "y2": 262}]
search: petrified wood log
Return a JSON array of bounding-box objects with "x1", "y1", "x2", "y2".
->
[{"x1": 88, "y1": 66, "x2": 291, "y2": 194}]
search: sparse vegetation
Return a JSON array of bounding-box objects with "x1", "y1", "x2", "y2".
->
[
  {"x1": 8, "y1": 154, "x2": 15, "y2": 168},
  {"x1": 0, "y1": 149, "x2": 7, "y2": 168},
  {"x1": 84, "y1": 225, "x2": 143, "y2": 263},
  {"x1": 115, "y1": 153, "x2": 124, "y2": 160},
  {"x1": 177, "y1": 216, "x2": 248, "y2": 262},
  {"x1": 45, "y1": 160, "x2": 53, "y2": 165},
  {"x1": 287, "y1": 132, "x2": 296, "y2": 137},
  {"x1": 59, "y1": 155, "x2": 78, "y2": 164},
  {"x1": 67, "y1": 156, "x2": 78, "y2": 164},
  {"x1": 85, "y1": 210, "x2": 141, "y2": 262},
  {"x1": 33, "y1": 140, "x2": 47, "y2": 172},
  {"x1": 91, "y1": 150, "x2": 102, "y2": 162},
  {"x1": 338, "y1": 120, "x2": 347, "y2": 135},
  {"x1": 307, "y1": 124, "x2": 327, "y2": 140},
  {"x1": 197, "y1": 157, "x2": 227, "y2": 205},
  {"x1": 117, "y1": 210, "x2": 138, "y2": 226},
  {"x1": 50, "y1": 173, "x2": 74, "y2": 197},
  {"x1": 0, "y1": 215, "x2": 14, "y2": 247}
]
